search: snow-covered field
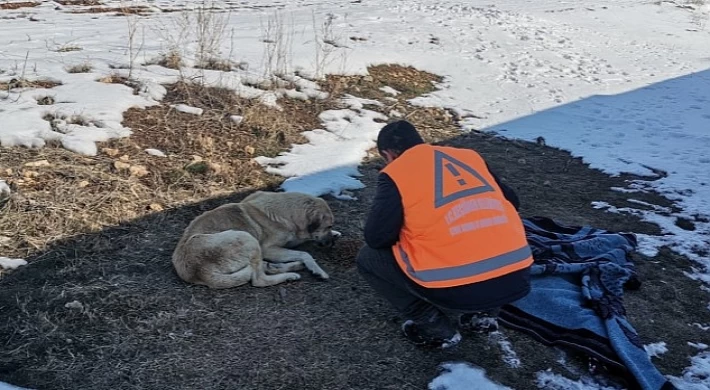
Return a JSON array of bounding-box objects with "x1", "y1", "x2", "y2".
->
[{"x1": 1, "y1": 0, "x2": 709, "y2": 388}]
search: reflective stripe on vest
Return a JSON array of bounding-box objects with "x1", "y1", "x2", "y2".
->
[{"x1": 397, "y1": 244, "x2": 532, "y2": 284}]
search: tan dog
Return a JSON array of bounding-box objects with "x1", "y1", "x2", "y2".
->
[{"x1": 172, "y1": 191, "x2": 340, "y2": 289}]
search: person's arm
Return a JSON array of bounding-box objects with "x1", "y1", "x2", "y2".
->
[
  {"x1": 485, "y1": 162, "x2": 521, "y2": 211},
  {"x1": 363, "y1": 172, "x2": 404, "y2": 249}
]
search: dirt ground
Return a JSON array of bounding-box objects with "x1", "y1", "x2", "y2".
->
[{"x1": 1, "y1": 66, "x2": 709, "y2": 390}]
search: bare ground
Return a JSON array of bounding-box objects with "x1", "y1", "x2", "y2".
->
[{"x1": 1, "y1": 65, "x2": 709, "y2": 390}]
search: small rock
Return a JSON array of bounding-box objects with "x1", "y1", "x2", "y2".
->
[
  {"x1": 517, "y1": 158, "x2": 527, "y2": 165},
  {"x1": 78, "y1": 180, "x2": 90, "y2": 188},
  {"x1": 543, "y1": 180, "x2": 551, "y2": 187},
  {"x1": 22, "y1": 170, "x2": 40, "y2": 178},
  {"x1": 230, "y1": 115, "x2": 244, "y2": 125},
  {"x1": 207, "y1": 162, "x2": 223, "y2": 175},
  {"x1": 149, "y1": 203, "x2": 164, "y2": 212},
  {"x1": 244, "y1": 145, "x2": 255, "y2": 155},
  {"x1": 129, "y1": 165, "x2": 149, "y2": 177},
  {"x1": 65, "y1": 300, "x2": 84, "y2": 310},
  {"x1": 102, "y1": 148, "x2": 120, "y2": 157},
  {"x1": 114, "y1": 161, "x2": 131, "y2": 171},
  {"x1": 24, "y1": 160, "x2": 50, "y2": 168}
]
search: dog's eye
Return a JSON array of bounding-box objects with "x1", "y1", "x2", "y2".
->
[{"x1": 307, "y1": 221, "x2": 319, "y2": 233}]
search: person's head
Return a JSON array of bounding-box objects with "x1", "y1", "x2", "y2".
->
[{"x1": 376, "y1": 120, "x2": 425, "y2": 164}]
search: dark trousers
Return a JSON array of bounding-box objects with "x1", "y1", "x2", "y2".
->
[{"x1": 356, "y1": 244, "x2": 502, "y2": 337}]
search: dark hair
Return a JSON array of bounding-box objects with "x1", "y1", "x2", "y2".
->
[{"x1": 376, "y1": 120, "x2": 424, "y2": 154}]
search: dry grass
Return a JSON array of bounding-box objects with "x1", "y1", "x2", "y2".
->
[
  {"x1": 0, "y1": 1, "x2": 39, "y2": 10},
  {"x1": 35, "y1": 95, "x2": 56, "y2": 105},
  {"x1": 0, "y1": 76, "x2": 347, "y2": 261},
  {"x1": 54, "y1": 45, "x2": 83, "y2": 52},
  {"x1": 194, "y1": 57, "x2": 234, "y2": 72},
  {"x1": 55, "y1": 0, "x2": 102, "y2": 5},
  {"x1": 0, "y1": 78, "x2": 62, "y2": 90},
  {"x1": 322, "y1": 64, "x2": 458, "y2": 143},
  {"x1": 66, "y1": 62, "x2": 93, "y2": 73},
  {"x1": 65, "y1": 5, "x2": 151, "y2": 15},
  {"x1": 145, "y1": 50, "x2": 183, "y2": 70},
  {"x1": 0, "y1": 64, "x2": 449, "y2": 265},
  {"x1": 0, "y1": 63, "x2": 457, "y2": 270}
]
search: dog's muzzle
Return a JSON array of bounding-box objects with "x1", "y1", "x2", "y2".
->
[{"x1": 317, "y1": 230, "x2": 342, "y2": 248}]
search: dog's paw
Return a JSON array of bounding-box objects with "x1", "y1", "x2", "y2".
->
[
  {"x1": 315, "y1": 271, "x2": 330, "y2": 280},
  {"x1": 286, "y1": 273, "x2": 301, "y2": 281}
]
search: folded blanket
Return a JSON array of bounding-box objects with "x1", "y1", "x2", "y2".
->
[{"x1": 499, "y1": 217, "x2": 675, "y2": 390}]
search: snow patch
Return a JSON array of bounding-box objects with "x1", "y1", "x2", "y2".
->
[
  {"x1": 689, "y1": 342, "x2": 708, "y2": 350},
  {"x1": 668, "y1": 351, "x2": 710, "y2": 390},
  {"x1": 535, "y1": 370, "x2": 619, "y2": 390},
  {"x1": 489, "y1": 331, "x2": 521, "y2": 368},
  {"x1": 255, "y1": 102, "x2": 387, "y2": 199},
  {"x1": 145, "y1": 148, "x2": 166, "y2": 157},
  {"x1": 0, "y1": 180, "x2": 10, "y2": 199},
  {"x1": 379, "y1": 86, "x2": 400, "y2": 96},
  {"x1": 0, "y1": 257, "x2": 28, "y2": 270},
  {"x1": 172, "y1": 104, "x2": 204, "y2": 116},
  {"x1": 644, "y1": 342, "x2": 668, "y2": 358},
  {"x1": 428, "y1": 362, "x2": 513, "y2": 390},
  {"x1": 0, "y1": 381, "x2": 33, "y2": 390}
]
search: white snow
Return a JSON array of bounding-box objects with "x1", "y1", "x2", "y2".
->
[
  {"x1": 0, "y1": 180, "x2": 10, "y2": 199},
  {"x1": 254, "y1": 98, "x2": 388, "y2": 199},
  {"x1": 379, "y1": 86, "x2": 400, "y2": 96},
  {"x1": 428, "y1": 362, "x2": 513, "y2": 390},
  {"x1": 535, "y1": 370, "x2": 620, "y2": 390},
  {"x1": 145, "y1": 148, "x2": 167, "y2": 157},
  {"x1": 0, "y1": 381, "x2": 32, "y2": 390},
  {"x1": 0, "y1": 257, "x2": 28, "y2": 271},
  {"x1": 644, "y1": 342, "x2": 668, "y2": 358},
  {"x1": 668, "y1": 351, "x2": 710, "y2": 390},
  {"x1": 171, "y1": 104, "x2": 204, "y2": 116},
  {"x1": 489, "y1": 331, "x2": 522, "y2": 368},
  {"x1": 1, "y1": 0, "x2": 710, "y2": 389},
  {"x1": 689, "y1": 342, "x2": 708, "y2": 350}
]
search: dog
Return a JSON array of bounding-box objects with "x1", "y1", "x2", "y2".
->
[{"x1": 171, "y1": 191, "x2": 341, "y2": 289}]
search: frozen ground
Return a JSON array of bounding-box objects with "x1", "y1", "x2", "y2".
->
[{"x1": 1, "y1": 0, "x2": 709, "y2": 389}]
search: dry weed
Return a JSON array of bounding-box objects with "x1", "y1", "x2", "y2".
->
[
  {"x1": 66, "y1": 5, "x2": 151, "y2": 15},
  {"x1": 0, "y1": 2, "x2": 39, "y2": 10},
  {"x1": 0, "y1": 65, "x2": 451, "y2": 263},
  {"x1": 55, "y1": 0, "x2": 102, "y2": 5},
  {"x1": 0, "y1": 78, "x2": 62, "y2": 90},
  {"x1": 66, "y1": 62, "x2": 93, "y2": 73}
]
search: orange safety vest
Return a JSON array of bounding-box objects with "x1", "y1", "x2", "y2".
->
[{"x1": 381, "y1": 144, "x2": 533, "y2": 288}]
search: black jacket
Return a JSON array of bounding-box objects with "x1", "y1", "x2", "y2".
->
[{"x1": 364, "y1": 161, "x2": 530, "y2": 311}]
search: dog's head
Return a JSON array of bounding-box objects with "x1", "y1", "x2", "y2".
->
[{"x1": 305, "y1": 198, "x2": 340, "y2": 248}]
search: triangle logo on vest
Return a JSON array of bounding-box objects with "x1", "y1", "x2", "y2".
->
[{"x1": 433, "y1": 150, "x2": 495, "y2": 209}]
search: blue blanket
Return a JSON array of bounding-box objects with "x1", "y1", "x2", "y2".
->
[{"x1": 499, "y1": 217, "x2": 675, "y2": 390}]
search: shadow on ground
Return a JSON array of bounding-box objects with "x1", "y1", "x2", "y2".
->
[{"x1": 2, "y1": 127, "x2": 709, "y2": 390}]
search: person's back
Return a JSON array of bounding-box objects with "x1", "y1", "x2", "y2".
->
[{"x1": 357, "y1": 120, "x2": 532, "y2": 349}]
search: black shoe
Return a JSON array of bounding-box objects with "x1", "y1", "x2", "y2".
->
[
  {"x1": 458, "y1": 312, "x2": 499, "y2": 333},
  {"x1": 401, "y1": 320, "x2": 462, "y2": 349}
]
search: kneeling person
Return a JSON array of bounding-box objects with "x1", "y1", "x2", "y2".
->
[{"x1": 357, "y1": 120, "x2": 533, "y2": 349}]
